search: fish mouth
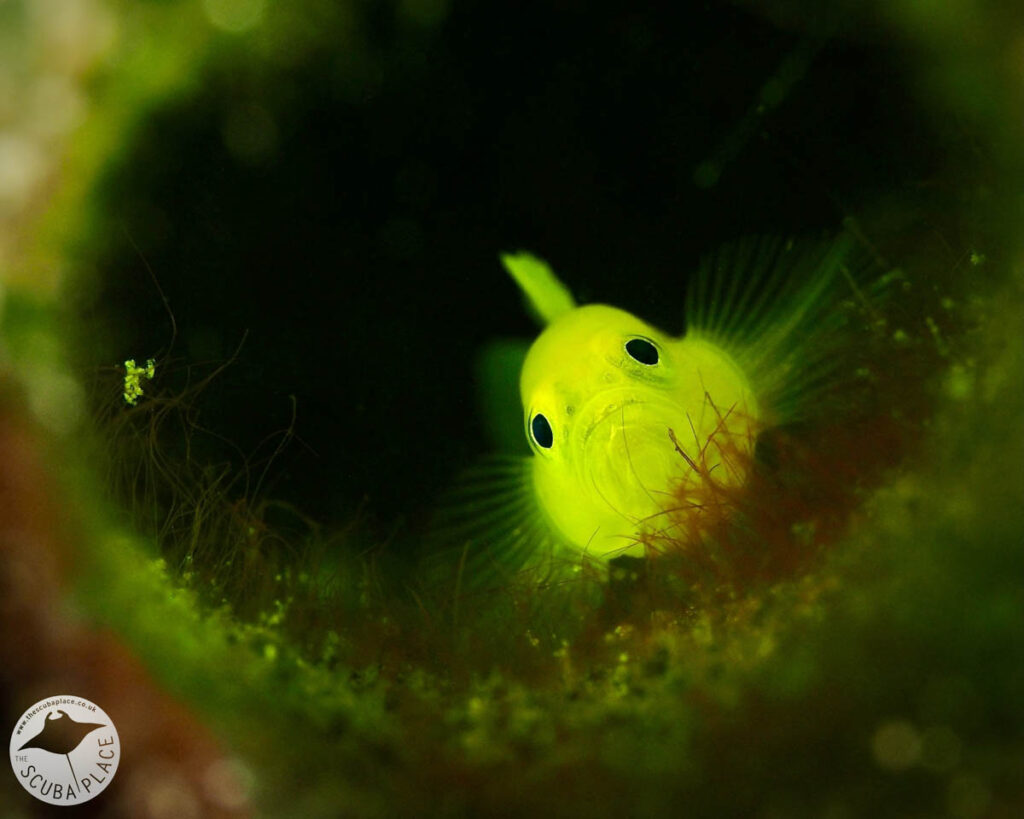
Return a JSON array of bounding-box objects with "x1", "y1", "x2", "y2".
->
[
  {"x1": 565, "y1": 386, "x2": 756, "y2": 556},
  {"x1": 578, "y1": 393, "x2": 642, "y2": 444},
  {"x1": 574, "y1": 386, "x2": 757, "y2": 530},
  {"x1": 577, "y1": 391, "x2": 681, "y2": 450},
  {"x1": 575, "y1": 392, "x2": 686, "y2": 524}
]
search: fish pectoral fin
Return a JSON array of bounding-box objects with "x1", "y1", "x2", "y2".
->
[
  {"x1": 474, "y1": 339, "x2": 532, "y2": 454},
  {"x1": 422, "y1": 456, "x2": 590, "y2": 593},
  {"x1": 421, "y1": 455, "x2": 603, "y2": 630},
  {"x1": 686, "y1": 231, "x2": 895, "y2": 426}
]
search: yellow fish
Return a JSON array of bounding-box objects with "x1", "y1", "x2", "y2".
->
[{"x1": 434, "y1": 234, "x2": 887, "y2": 587}]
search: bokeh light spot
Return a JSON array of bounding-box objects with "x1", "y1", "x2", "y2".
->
[
  {"x1": 919, "y1": 725, "x2": 961, "y2": 772},
  {"x1": 0, "y1": 132, "x2": 47, "y2": 213},
  {"x1": 871, "y1": 720, "x2": 922, "y2": 771},
  {"x1": 398, "y1": 0, "x2": 450, "y2": 27},
  {"x1": 947, "y1": 774, "x2": 992, "y2": 819},
  {"x1": 203, "y1": 757, "x2": 253, "y2": 810},
  {"x1": 202, "y1": 0, "x2": 266, "y2": 34},
  {"x1": 222, "y1": 104, "x2": 278, "y2": 164}
]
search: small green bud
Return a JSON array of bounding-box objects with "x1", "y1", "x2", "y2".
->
[{"x1": 123, "y1": 357, "x2": 156, "y2": 405}]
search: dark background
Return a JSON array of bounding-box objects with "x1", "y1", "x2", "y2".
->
[{"x1": 75, "y1": 2, "x2": 953, "y2": 538}]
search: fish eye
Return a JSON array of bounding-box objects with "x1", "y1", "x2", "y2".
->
[
  {"x1": 625, "y1": 337, "x2": 659, "y2": 366},
  {"x1": 531, "y1": 413, "x2": 554, "y2": 449}
]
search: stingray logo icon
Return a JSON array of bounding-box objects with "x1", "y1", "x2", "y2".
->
[{"x1": 9, "y1": 695, "x2": 120, "y2": 805}]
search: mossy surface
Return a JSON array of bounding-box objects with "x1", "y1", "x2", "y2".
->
[{"x1": 2, "y1": 2, "x2": 1023, "y2": 817}]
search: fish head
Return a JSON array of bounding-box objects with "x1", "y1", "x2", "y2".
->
[{"x1": 520, "y1": 304, "x2": 759, "y2": 558}]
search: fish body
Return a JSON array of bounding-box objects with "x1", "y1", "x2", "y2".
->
[
  {"x1": 522, "y1": 303, "x2": 757, "y2": 558},
  {"x1": 433, "y1": 236, "x2": 887, "y2": 586}
]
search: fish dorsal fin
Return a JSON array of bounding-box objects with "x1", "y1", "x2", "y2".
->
[
  {"x1": 685, "y1": 232, "x2": 894, "y2": 426},
  {"x1": 501, "y1": 252, "x2": 576, "y2": 326}
]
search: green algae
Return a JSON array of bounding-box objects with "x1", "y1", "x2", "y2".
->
[{"x1": 2, "y1": 2, "x2": 1023, "y2": 817}]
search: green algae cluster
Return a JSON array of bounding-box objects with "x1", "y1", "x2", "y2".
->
[{"x1": 2, "y1": 2, "x2": 1023, "y2": 817}]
